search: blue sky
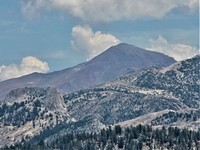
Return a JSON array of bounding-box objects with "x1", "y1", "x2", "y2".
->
[{"x1": 0, "y1": 0, "x2": 199, "y2": 81}]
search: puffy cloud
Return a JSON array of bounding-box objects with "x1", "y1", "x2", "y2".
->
[
  {"x1": 147, "y1": 36, "x2": 198, "y2": 61},
  {"x1": 71, "y1": 25, "x2": 120, "y2": 60},
  {"x1": 21, "y1": 0, "x2": 199, "y2": 22},
  {"x1": 0, "y1": 56, "x2": 49, "y2": 81}
]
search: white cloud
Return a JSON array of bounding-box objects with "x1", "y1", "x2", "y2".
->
[
  {"x1": 147, "y1": 36, "x2": 198, "y2": 61},
  {"x1": 0, "y1": 56, "x2": 49, "y2": 81},
  {"x1": 21, "y1": 0, "x2": 49, "y2": 19},
  {"x1": 71, "y1": 25, "x2": 120, "y2": 60},
  {"x1": 182, "y1": 0, "x2": 199, "y2": 10},
  {"x1": 21, "y1": 0, "x2": 199, "y2": 22}
]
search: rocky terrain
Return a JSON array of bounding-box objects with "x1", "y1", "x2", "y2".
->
[{"x1": 0, "y1": 87, "x2": 74, "y2": 147}]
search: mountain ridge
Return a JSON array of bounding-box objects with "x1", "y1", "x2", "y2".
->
[
  {"x1": 0, "y1": 55, "x2": 198, "y2": 147},
  {"x1": 0, "y1": 43, "x2": 176, "y2": 101},
  {"x1": 63, "y1": 55, "x2": 199, "y2": 130}
]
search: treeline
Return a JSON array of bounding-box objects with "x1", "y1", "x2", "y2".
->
[
  {"x1": 2, "y1": 124, "x2": 200, "y2": 150},
  {"x1": 151, "y1": 110, "x2": 200, "y2": 126}
]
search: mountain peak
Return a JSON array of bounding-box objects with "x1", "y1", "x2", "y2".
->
[
  {"x1": 0, "y1": 43, "x2": 176, "y2": 101},
  {"x1": 90, "y1": 43, "x2": 175, "y2": 66},
  {"x1": 105, "y1": 43, "x2": 141, "y2": 53},
  {"x1": 112, "y1": 43, "x2": 137, "y2": 48}
]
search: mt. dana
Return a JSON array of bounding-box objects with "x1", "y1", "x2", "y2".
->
[{"x1": 0, "y1": 43, "x2": 175, "y2": 101}]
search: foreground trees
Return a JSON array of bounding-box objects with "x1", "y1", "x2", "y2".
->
[{"x1": 2, "y1": 124, "x2": 200, "y2": 150}]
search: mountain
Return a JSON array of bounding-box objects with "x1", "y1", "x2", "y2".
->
[
  {"x1": 0, "y1": 55, "x2": 198, "y2": 147},
  {"x1": 0, "y1": 43, "x2": 176, "y2": 101},
  {"x1": 63, "y1": 55, "x2": 199, "y2": 131}
]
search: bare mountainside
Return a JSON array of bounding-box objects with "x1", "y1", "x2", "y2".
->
[{"x1": 0, "y1": 43, "x2": 175, "y2": 101}]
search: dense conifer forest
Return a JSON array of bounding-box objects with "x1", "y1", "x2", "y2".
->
[{"x1": 1, "y1": 124, "x2": 200, "y2": 150}]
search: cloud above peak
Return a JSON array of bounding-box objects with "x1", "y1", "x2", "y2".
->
[
  {"x1": 147, "y1": 36, "x2": 198, "y2": 61},
  {"x1": 71, "y1": 25, "x2": 120, "y2": 60},
  {"x1": 0, "y1": 56, "x2": 49, "y2": 81},
  {"x1": 21, "y1": 0, "x2": 199, "y2": 22}
]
